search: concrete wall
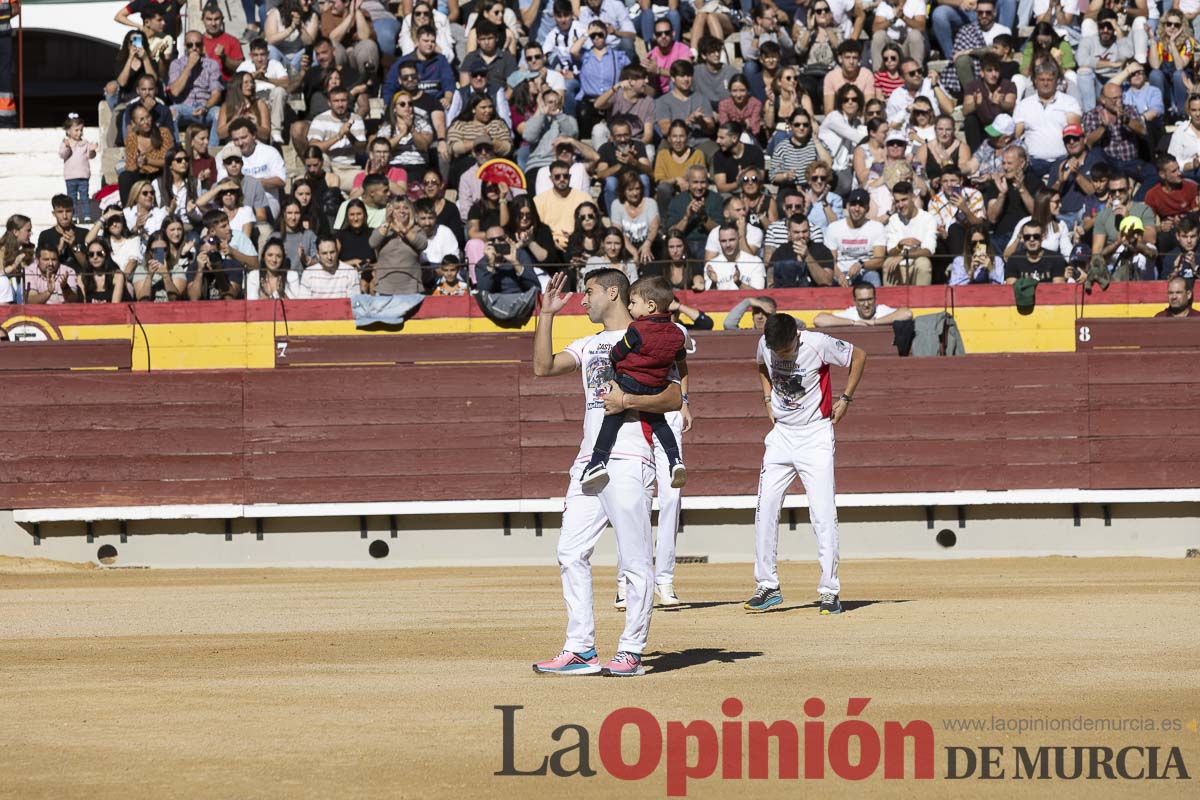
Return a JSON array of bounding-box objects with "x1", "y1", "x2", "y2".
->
[{"x1": 5, "y1": 504, "x2": 1196, "y2": 569}]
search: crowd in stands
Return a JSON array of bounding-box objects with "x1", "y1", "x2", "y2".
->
[{"x1": 4, "y1": 0, "x2": 1200, "y2": 307}]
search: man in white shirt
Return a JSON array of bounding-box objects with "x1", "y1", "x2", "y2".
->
[
  {"x1": 1169, "y1": 94, "x2": 1200, "y2": 182},
  {"x1": 298, "y1": 237, "x2": 360, "y2": 299},
  {"x1": 530, "y1": 269, "x2": 683, "y2": 677},
  {"x1": 306, "y1": 86, "x2": 368, "y2": 191},
  {"x1": 747, "y1": 311, "x2": 867, "y2": 616},
  {"x1": 414, "y1": 198, "x2": 460, "y2": 266},
  {"x1": 236, "y1": 39, "x2": 290, "y2": 144},
  {"x1": 813, "y1": 282, "x2": 914, "y2": 327},
  {"x1": 885, "y1": 58, "x2": 954, "y2": 126},
  {"x1": 705, "y1": 223, "x2": 767, "y2": 290},
  {"x1": 1013, "y1": 62, "x2": 1083, "y2": 181},
  {"x1": 704, "y1": 195, "x2": 764, "y2": 259},
  {"x1": 216, "y1": 118, "x2": 286, "y2": 219},
  {"x1": 883, "y1": 180, "x2": 937, "y2": 285},
  {"x1": 824, "y1": 189, "x2": 887, "y2": 287}
]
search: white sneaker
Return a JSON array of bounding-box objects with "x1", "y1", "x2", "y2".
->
[
  {"x1": 613, "y1": 590, "x2": 626, "y2": 611},
  {"x1": 655, "y1": 583, "x2": 680, "y2": 606}
]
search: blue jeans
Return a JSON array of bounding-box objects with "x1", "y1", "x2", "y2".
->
[
  {"x1": 638, "y1": 6, "x2": 681, "y2": 44},
  {"x1": 269, "y1": 45, "x2": 305, "y2": 75},
  {"x1": 172, "y1": 104, "x2": 220, "y2": 145},
  {"x1": 603, "y1": 173, "x2": 650, "y2": 213},
  {"x1": 241, "y1": 0, "x2": 266, "y2": 28},
  {"x1": 562, "y1": 77, "x2": 580, "y2": 115},
  {"x1": 373, "y1": 15, "x2": 401, "y2": 59},
  {"x1": 852, "y1": 270, "x2": 882, "y2": 288},
  {"x1": 931, "y1": 0, "x2": 1015, "y2": 58},
  {"x1": 65, "y1": 178, "x2": 90, "y2": 218},
  {"x1": 1150, "y1": 65, "x2": 1189, "y2": 117}
]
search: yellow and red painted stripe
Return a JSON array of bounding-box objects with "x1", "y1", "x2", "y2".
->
[{"x1": 0, "y1": 284, "x2": 1169, "y2": 371}]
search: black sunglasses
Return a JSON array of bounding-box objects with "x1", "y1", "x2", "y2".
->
[{"x1": 1023, "y1": 233, "x2": 1043, "y2": 241}]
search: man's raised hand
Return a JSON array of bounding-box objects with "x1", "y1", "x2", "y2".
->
[{"x1": 541, "y1": 271, "x2": 572, "y2": 315}]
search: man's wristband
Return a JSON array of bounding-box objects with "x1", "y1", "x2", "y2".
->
[
  {"x1": 840, "y1": 394, "x2": 853, "y2": 403},
  {"x1": 762, "y1": 395, "x2": 772, "y2": 404},
  {"x1": 680, "y1": 392, "x2": 689, "y2": 405}
]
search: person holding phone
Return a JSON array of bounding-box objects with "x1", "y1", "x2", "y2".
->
[{"x1": 475, "y1": 224, "x2": 539, "y2": 294}]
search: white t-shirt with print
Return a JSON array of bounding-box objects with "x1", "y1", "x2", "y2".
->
[
  {"x1": 756, "y1": 330, "x2": 855, "y2": 427},
  {"x1": 825, "y1": 218, "x2": 886, "y2": 274},
  {"x1": 565, "y1": 326, "x2": 687, "y2": 468}
]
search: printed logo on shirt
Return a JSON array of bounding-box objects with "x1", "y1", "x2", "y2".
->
[
  {"x1": 584, "y1": 353, "x2": 614, "y2": 409},
  {"x1": 772, "y1": 371, "x2": 807, "y2": 410}
]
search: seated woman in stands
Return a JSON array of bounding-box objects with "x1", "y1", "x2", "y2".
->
[
  {"x1": 77, "y1": 239, "x2": 126, "y2": 303},
  {"x1": 948, "y1": 224, "x2": 1006, "y2": 285},
  {"x1": 133, "y1": 229, "x2": 188, "y2": 302}
]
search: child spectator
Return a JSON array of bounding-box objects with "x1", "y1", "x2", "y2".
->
[
  {"x1": 431, "y1": 256, "x2": 467, "y2": 296},
  {"x1": 59, "y1": 114, "x2": 97, "y2": 223},
  {"x1": 581, "y1": 276, "x2": 687, "y2": 494}
]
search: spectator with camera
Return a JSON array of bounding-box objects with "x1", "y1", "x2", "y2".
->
[
  {"x1": 187, "y1": 209, "x2": 255, "y2": 300},
  {"x1": 476, "y1": 225, "x2": 540, "y2": 293}
]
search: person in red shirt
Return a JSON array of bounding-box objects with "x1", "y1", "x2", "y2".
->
[
  {"x1": 1145, "y1": 154, "x2": 1199, "y2": 251},
  {"x1": 1155, "y1": 276, "x2": 1200, "y2": 317},
  {"x1": 200, "y1": 3, "x2": 244, "y2": 83},
  {"x1": 582, "y1": 275, "x2": 687, "y2": 493}
]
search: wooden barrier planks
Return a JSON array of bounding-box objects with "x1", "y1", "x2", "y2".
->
[
  {"x1": 1, "y1": 349, "x2": 1198, "y2": 510},
  {"x1": 0, "y1": 340, "x2": 132, "y2": 372},
  {"x1": 274, "y1": 334, "x2": 530, "y2": 367},
  {"x1": 1075, "y1": 318, "x2": 1200, "y2": 351}
]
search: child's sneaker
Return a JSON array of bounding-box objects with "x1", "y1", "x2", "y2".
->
[
  {"x1": 580, "y1": 460, "x2": 609, "y2": 494},
  {"x1": 669, "y1": 459, "x2": 687, "y2": 489}
]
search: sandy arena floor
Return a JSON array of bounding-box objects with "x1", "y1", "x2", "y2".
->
[{"x1": 0, "y1": 557, "x2": 1197, "y2": 799}]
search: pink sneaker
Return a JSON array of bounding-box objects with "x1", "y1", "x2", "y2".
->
[
  {"x1": 602, "y1": 651, "x2": 645, "y2": 677},
  {"x1": 532, "y1": 648, "x2": 601, "y2": 676}
]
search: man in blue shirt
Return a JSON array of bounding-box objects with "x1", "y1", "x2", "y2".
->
[{"x1": 384, "y1": 25, "x2": 455, "y2": 110}]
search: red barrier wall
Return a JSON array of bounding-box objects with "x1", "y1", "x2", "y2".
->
[{"x1": 1, "y1": 339, "x2": 1196, "y2": 509}]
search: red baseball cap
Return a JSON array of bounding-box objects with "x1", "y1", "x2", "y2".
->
[{"x1": 1062, "y1": 124, "x2": 1084, "y2": 138}]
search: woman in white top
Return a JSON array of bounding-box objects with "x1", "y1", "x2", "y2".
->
[
  {"x1": 819, "y1": 83, "x2": 867, "y2": 194},
  {"x1": 88, "y1": 208, "x2": 143, "y2": 293},
  {"x1": 609, "y1": 171, "x2": 660, "y2": 265},
  {"x1": 1004, "y1": 189, "x2": 1072, "y2": 259},
  {"x1": 583, "y1": 226, "x2": 639, "y2": 283},
  {"x1": 397, "y1": 2, "x2": 455, "y2": 59},
  {"x1": 123, "y1": 179, "x2": 167, "y2": 238},
  {"x1": 852, "y1": 117, "x2": 888, "y2": 190}
]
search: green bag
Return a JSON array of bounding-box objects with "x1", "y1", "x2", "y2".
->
[{"x1": 1012, "y1": 275, "x2": 1038, "y2": 311}]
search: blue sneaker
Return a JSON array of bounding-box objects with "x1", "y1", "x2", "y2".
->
[
  {"x1": 819, "y1": 593, "x2": 843, "y2": 615},
  {"x1": 744, "y1": 586, "x2": 782, "y2": 612},
  {"x1": 533, "y1": 648, "x2": 601, "y2": 675}
]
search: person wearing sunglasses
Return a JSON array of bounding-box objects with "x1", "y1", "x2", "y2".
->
[
  {"x1": 871, "y1": 0, "x2": 927, "y2": 71},
  {"x1": 1148, "y1": 9, "x2": 1197, "y2": 120},
  {"x1": 768, "y1": 109, "x2": 831, "y2": 190},
  {"x1": 396, "y1": 3, "x2": 453, "y2": 62},
  {"x1": 1004, "y1": 221, "x2": 1067, "y2": 284},
  {"x1": 885, "y1": 57, "x2": 953, "y2": 127},
  {"x1": 936, "y1": 0, "x2": 1012, "y2": 101},
  {"x1": 572, "y1": 21, "x2": 632, "y2": 140},
  {"x1": 947, "y1": 224, "x2": 1005, "y2": 285},
  {"x1": 712, "y1": 120, "x2": 766, "y2": 194},
  {"x1": 641, "y1": 15, "x2": 692, "y2": 95},
  {"x1": 1077, "y1": 14, "x2": 1135, "y2": 113},
  {"x1": 822, "y1": 41, "x2": 875, "y2": 120}
]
